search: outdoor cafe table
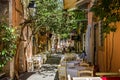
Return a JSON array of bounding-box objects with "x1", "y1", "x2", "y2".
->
[
  {"x1": 72, "y1": 77, "x2": 102, "y2": 80},
  {"x1": 66, "y1": 61, "x2": 86, "y2": 77}
]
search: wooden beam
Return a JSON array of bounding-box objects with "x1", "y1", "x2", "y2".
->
[{"x1": 95, "y1": 72, "x2": 120, "y2": 77}]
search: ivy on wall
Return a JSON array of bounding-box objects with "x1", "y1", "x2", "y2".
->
[
  {"x1": 91, "y1": 0, "x2": 120, "y2": 71},
  {"x1": 91, "y1": 0, "x2": 120, "y2": 34}
]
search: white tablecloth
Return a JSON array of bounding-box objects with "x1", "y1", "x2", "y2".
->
[
  {"x1": 73, "y1": 77, "x2": 102, "y2": 80},
  {"x1": 66, "y1": 61, "x2": 85, "y2": 77}
]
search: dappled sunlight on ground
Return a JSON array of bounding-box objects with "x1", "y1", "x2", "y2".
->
[{"x1": 19, "y1": 64, "x2": 58, "y2": 80}]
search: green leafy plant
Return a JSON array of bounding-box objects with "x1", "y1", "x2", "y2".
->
[
  {"x1": 28, "y1": 0, "x2": 79, "y2": 38},
  {"x1": 91, "y1": 0, "x2": 120, "y2": 71},
  {"x1": 26, "y1": 0, "x2": 87, "y2": 41},
  {"x1": 91, "y1": 0, "x2": 120, "y2": 34},
  {"x1": 0, "y1": 22, "x2": 17, "y2": 70}
]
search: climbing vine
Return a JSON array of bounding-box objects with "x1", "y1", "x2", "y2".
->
[
  {"x1": 29, "y1": 0, "x2": 83, "y2": 39},
  {"x1": 91, "y1": 0, "x2": 120, "y2": 71},
  {"x1": 91, "y1": 0, "x2": 120, "y2": 34}
]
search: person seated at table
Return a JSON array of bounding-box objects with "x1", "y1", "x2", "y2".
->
[{"x1": 79, "y1": 50, "x2": 87, "y2": 61}]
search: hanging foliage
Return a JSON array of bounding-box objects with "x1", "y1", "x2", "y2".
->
[
  {"x1": 33, "y1": 0, "x2": 63, "y2": 33},
  {"x1": 0, "y1": 22, "x2": 17, "y2": 70},
  {"x1": 28, "y1": 0, "x2": 79, "y2": 39},
  {"x1": 91, "y1": 0, "x2": 120, "y2": 34},
  {"x1": 26, "y1": 0, "x2": 87, "y2": 40}
]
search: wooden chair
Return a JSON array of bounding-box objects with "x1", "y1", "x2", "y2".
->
[
  {"x1": 77, "y1": 70, "x2": 94, "y2": 77},
  {"x1": 85, "y1": 66, "x2": 94, "y2": 71},
  {"x1": 58, "y1": 65, "x2": 67, "y2": 80},
  {"x1": 80, "y1": 62, "x2": 89, "y2": 67}
]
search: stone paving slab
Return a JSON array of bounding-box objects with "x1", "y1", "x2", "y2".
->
[
  {"x1": 0, "y1": 54, "x2": 61, "y2": 80},
  {"x1": 20, "y1": 64, "x2": 58, "y2": 80}
]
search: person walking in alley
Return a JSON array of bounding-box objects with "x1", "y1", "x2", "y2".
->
[{"x1": 79, "y1": 50, "x2": 87, "y2": 61}]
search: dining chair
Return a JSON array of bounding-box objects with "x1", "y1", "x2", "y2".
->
[
  {"x1": 80, "y1": 62, "x2": 89, "y2": 67},
  {"x1": 58, "y1": 65, "x2": 67, "y2": 80},
  {"x1": 77, "y1": 70, "x2": 94, "y2": 77},
  {"x1": 85, "y1": 66, "x2": 94, "y2": 71}
]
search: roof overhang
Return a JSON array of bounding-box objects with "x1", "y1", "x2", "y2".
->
[
  {"x1": 63, "y1": 0, "x2": 77, "y2": 10},
  {"x1": 76, "y1": 0, "x2": 91, "y2": 7}
]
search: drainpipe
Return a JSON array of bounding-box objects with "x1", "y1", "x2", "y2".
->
[{"x1": 9, "y1": 0, "x2": 14, "y2": 79}]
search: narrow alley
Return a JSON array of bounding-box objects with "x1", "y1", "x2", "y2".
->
[{"x1": 0, "y1": 0, "x2": 120, "y2": 80}]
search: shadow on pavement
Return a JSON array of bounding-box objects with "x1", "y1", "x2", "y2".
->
[
  {"x1": 54, "y1": 71, "x2": 59, "y2": 80},
  {"x1": 19, "y1": 72, "x2": 35, "y2": 80}
]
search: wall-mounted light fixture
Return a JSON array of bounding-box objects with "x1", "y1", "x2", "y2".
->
[
  {"x1": 28, "y1": 0, "x2": 35, "y2": 8},
  {"x1": 27, "y1": 0, "x2": 36, "y2": 17}
]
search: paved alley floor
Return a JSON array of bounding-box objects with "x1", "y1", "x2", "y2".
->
[
  {"x1": 0, "y1": 54, "x2": 62, "y2": 80},
  {"x1": 19, "y1": 53, "x2": 62, "y2": 80},
  {"x1": 19, "y1": 64, "x2": 58, "y2": 80}
]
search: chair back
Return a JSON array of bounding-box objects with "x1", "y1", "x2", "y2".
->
[
  {"x1": 80, "y1": 62, "x2": 89, "y2": 67},
  {"x1": 58, "y1": 65, "x2": 67, "y2": 80},
  {"x1": 85, "y1": 66, "x2": 94, "y2": 71},
  {"x1": 77, "y1": 70, "x2": 93, "y2": 77}
]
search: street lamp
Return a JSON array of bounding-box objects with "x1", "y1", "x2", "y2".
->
[
  {"x1": 28, "y1": 0, "x2": 35, "y2": 8},
  {"x1": 27, "y1": 0, "x2": 36, "y2": 55},
  {"x1": 28, "y1": 0, "x2": 36, "y2": 17}
]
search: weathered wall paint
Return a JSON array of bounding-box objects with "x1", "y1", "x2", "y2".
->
[{"x1": 12, "y1": 0, "x2": 33, "y2": 72}]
